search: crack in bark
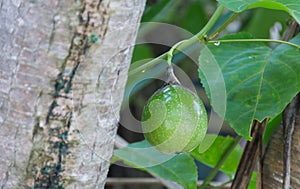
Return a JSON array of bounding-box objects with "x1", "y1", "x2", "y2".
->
[
  {"x1": 1, "y1": 167, "x2": 9, "y2": 189},
  {"x1": 47, "y1": 1, "x2": 59, "y2": 53},
  {"x1": 29, "y1": 0, "x2": 110, "y2": 188}
]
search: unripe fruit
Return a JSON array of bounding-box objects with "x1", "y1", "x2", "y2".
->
[{"x1": 142, "y1": 84, "x2": 208, "y2": 154}]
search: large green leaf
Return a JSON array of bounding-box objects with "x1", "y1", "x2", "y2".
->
[
  {"x1": 113, "y1": 140, "x2": 197, "y2": 189},
  {"x1": 199, "y1": 33, "x2": 300, "y2": 139},
  {"x1": 190, "y1": 134, "x2": 243, "y2": 177},
  {"x1": 217, "y1": 0, "x2": 300, "y2": 24}
]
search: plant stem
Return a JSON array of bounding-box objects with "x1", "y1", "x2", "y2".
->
[
  {"x1": 208, "y1": 39, "x2": 300, "y2": 49},
  {"x1": 167, "y1": 40, "x2": 187, "y2": 66},
  {"x1": 129, "y1": 53, "x2": 166, "y2": 76},
  {"x1": 198, "y1": 136, "x2": 242, "y2": 189},
  {"x1": 208, "y1": 13, "x2": 239, "y2": 40},
  {"x1": 194, "y1": 5, "x2": 225, "y2": 40},
  {"x1": 130, "y1": 5, "x2": 225, "y2": 76}
]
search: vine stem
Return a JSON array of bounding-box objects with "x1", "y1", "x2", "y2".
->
[
  {"x1": 208, "y1": 39, "x2": 300, "y2": 49},
  {"x1": 167, "y1": 40, "x2": 187, "y2": 66},
  {"x1": 208, "y1": 13, "x2": 239, "y2": 40},
  {"x1": 198, "y1": 136, "x2": 242, "y2": 189},
  {"x1": 129, "y1": 5, "x2": 225, "y2": 76}
]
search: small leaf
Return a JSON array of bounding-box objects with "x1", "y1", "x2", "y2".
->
[
  {"x1": 199, "y1": 33, "x2": 300, "y2": 139},
  {"x1": 113, "y1": 140, "x2": 197, "y2": 189},
  {"x1": 217, "y1": 0, "x2": 300, "y2": 24},
  {"x1": 190, "y1": 134, "x2": 243, "y2": 177}
]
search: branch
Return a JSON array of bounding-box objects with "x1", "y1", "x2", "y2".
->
[
  {"x1": 256, "y1": 119, "x2": 268, "y2": 189},
  {"x1": 231, "y1": 119, "x2": 267, "y2": 189}
]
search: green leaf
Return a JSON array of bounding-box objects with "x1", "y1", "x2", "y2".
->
[
  {"x1": 199, "y1": 33, "x2": 300, "y2": 139},
  {"x1": 113, "y1": 140, "x2": 198, "y2": 189},
  {"x1": 217, "y1": 0, "x2": 300, "y2": 24},
  {"x1": 190, "y1": 134, "x2": 243, "y2": 177}
]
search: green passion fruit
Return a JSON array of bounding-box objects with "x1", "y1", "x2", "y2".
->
[{"x1": 142, "y1": 84, "x2": 208, "y2": 154}]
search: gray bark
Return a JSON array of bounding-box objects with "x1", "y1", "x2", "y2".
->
[{"x1": 0, "y1": 0, "x2": 145, "y2": 188}]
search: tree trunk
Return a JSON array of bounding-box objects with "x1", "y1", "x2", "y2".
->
[{"x1": 0, "y1": 0, "x2": 145, "y2": 188}]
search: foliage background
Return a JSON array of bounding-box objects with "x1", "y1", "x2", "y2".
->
[{"x1": 106, "y1": 0, "x2": 290, "y2": 188}]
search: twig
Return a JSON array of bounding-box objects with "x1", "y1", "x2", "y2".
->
[
  {"x1": 281, "y1": 21, "x2": 300, "y2": 41},
  {"x1": 256, "y1": 119, "x2": 268, "y2": 189},
  {"x1": 231, "y1": 119, "x2": 267, "y2": 189}
]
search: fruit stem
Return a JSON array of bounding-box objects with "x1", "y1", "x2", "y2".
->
[
  {"x1": 198, "y1": 136, "x2": 242, "y2": 189},
  {"x1": 166, "y1": 66, "x2": 181, "y2": 85},
  {"x1": 165, "y1": 5, "x2": 225, "y2": 84}
]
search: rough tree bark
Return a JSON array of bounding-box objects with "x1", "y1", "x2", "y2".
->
[{"x1": 0, "y1": 0, "x2": 145, "y2": 188}]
